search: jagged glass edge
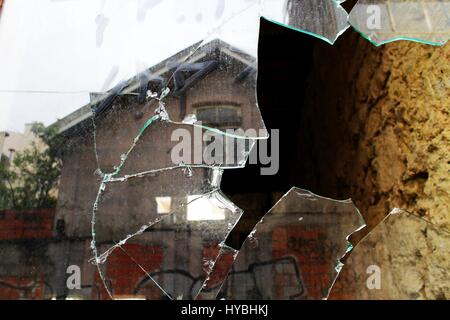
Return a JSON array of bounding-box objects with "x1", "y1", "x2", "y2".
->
[
  {"x1": 212, "y1": 186, "x2": 366, "y2": 300},
  {"x1": 348, "y1": 1, "x2": 449, "y2": 47},
  {"x1": 91, "y1": 178, "x2": 244, "y2": 299},
  {"x1": 261, "y1": 16, "x2": 350, "y2": 45},
  {"x1": 326, "y1": 207, "x2": 450, "y2": 299},
  {"x1": 349, "y1": 23, "x2": 448, "y2": 47},
  {"x1": 287, "y1": 187, "x2": 367, "y2": 299},
  {"x1": 260, "y1": 0, "x2": 350, "y2": 45},
  {"x1": 99, "y1": 118, "x2": 266, "y2": 181},
  {"x1": 90, "y1": 101, "x2": 259, "y2": 298},
  {"x1": 326, "y1": 203, "x2": 366, "y2": 299},
  {"x1": 261, "y1": 0, "x2": 448, "y2": 47}
]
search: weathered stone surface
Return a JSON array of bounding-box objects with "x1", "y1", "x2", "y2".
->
[
  {"x1": 299, "y1": 32, "x2": 449, "y2": 232},
  {"x1": 295, "y1": 29, "x2": 449, "y2": 299},
  {"x1": 329, "y1": 209, "x2": 450, "y2": 299}
]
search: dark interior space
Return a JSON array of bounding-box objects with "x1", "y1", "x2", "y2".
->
[
  {"x1": 223, "y1": 15, "x2": 369, "y2": 249},
  {"x1": 223, "y1": 18, "x2": 334, "y2": 249}
]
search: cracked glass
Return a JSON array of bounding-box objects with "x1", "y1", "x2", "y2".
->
[
  {"x1": 216, "y1": 188, "x2": 365, "y2": 300},
  {"x1": 349, "y1": 0, "x2": 450, "y2": 45},
  {"x1": 261, "y1": 0, "x2": 350, "y2": 44},
  {"x1": 0, "y1": 0, "x2": 448, "y2": 301},
  {"x1": 0, "y1": 0, "x2": 266, "y2": 300},
  {"x1": 329, "y1": 209, "x2": 450, "y2": 299},
  {"x1": 92, "y1": 170, "x2": 242, "y2": 299}
]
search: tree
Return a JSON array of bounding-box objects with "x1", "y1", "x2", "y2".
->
[{"x1": 0, "y1": 123, "x2": 62, "y2": 210}]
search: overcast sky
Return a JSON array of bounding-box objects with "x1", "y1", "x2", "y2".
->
[{"x1": 0, "y1": 0, "x2": 286, "y2": 132}]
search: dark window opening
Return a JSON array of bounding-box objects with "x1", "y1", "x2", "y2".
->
[{"x1": 223, "y1": 18, "x2": 374, "y2": 249}]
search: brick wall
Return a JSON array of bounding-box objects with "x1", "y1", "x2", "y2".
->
[{"x1": 0, "y1": 209, "x2": 55, "y2": 240}]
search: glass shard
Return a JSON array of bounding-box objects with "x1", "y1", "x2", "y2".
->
[
  {"x1": 261, "y1": 0, "x2": 350, "y2": 44},
  {"x1": 349, "y1": 0, "x2": 450, "y2": 45},
  {"x1": 218, "y1": 187, "x2": 365, "y2": 300},
  {"x1": 93, "y1": 168, "x2": 217, "y2": 243},
  {"x1": 195, "y1": 244, "x2": 238, "y2": 300},
  {"x1": 91, "y1": 170, "x2": 242, "y2": 300},
  {"x1": 329, "y1": 208, "x2": 450, "y2": 299},
  {"x1": 1, "y1": 0, "x2": 445, "y2": 302},
  {"x1": 93, "y1": 117, "x2": 258, "y2": 175}
]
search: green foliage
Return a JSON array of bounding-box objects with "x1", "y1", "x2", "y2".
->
[{"x1": 0, "y1": 123, "x2": 62, "y2": 210}]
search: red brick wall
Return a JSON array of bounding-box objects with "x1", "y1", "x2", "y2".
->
[
  {"x1": 0, "y1": 276, "x2": 46, "y2": 300},
  {"x1": 201, "y1": 245, "x2": 234, "y2": 289},
  {"x1": 272, "y1": 226, "x2": 334, "y2": 299},
  {"x1": 0, "y1": 209, "x2": 55, "y2": 240},
  {"x1": 94, "y1": 243, "x2": 163, "y2": 299}
]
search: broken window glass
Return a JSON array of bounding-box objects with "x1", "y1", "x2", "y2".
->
[
  {"x1": 328, "y1": 209, "x2": 450, "y2": 299},
  {"x1": 91, "y1": 170, "x2": 242, "y2": 299},
  {"x1": 349, "y1": 0, "x2": 450, "y2": 45},
  {"x1": 195, "y1": 244, "x2": 238, "y2": 300},
  {"x1": 0, "y1": 0, "x2": 448, "y2": 301},
  {"x1": 217, "y1": 188, "x2": 365, "y2": 300},
  {"x1": 261, "y1": 0, "x2": 350, "y2": 44}
]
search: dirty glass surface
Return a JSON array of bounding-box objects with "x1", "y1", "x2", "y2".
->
[
  {"x1": 217, "y1": 188, "x2": 365, "y2": 300},
  {"x1": 261, "y1": 0, "x2": 350, "y2": 44},
  {"x1": 349, "y1": 0, "x2": 450, "y2": 45},
  {"x1": 92, "y1": 172, "x2": 242, "y2": 300},
  {"x1": 196, "y1": 244, "x2": 238, "y2": 300},
  {"x1": 328, "y1": 209, "x2": 450, "y2": 299},
  {"x1": 0, "y1": 0, "x2": 448, "y2": 301},
  {"x1": 0, "y1": 0, "x2": 356, "y2": 300},
  {"x1": 0, "y1": 0, "x2": 268, "y2": 299}
]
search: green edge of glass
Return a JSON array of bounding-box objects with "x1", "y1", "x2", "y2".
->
[
  {"x1": 261, "y1": 16, "x2": 346, "y2": 45},
  {"x1": 350, "y1": 24, "x2": 448, "y2": 47},
  {"x1": 262, "y1": 9, "x2": 448, "y2": 47}
]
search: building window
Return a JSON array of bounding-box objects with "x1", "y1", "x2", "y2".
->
[
  {"x1": 194, "y1": 104, "x2": 241, "y2": 127},
  {"x1": 186, "y1": 195, "x2": 225, "y2": 221},
  {"x1": 155, "y1": 196, "x2": 172, "y2": 214}
]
